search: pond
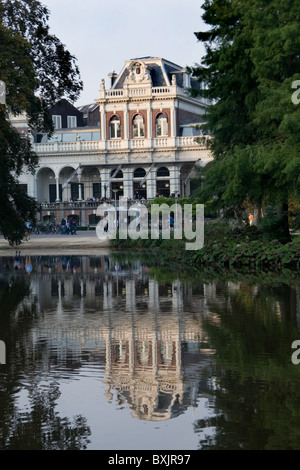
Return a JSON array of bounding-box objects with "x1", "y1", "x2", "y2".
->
[{"x1": 0, "y1": 253, "x2": 300, "y2": 450}]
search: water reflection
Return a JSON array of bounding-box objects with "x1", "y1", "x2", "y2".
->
[{"x1": 1, "y1": 254, "x2": 300, "y2": 450}]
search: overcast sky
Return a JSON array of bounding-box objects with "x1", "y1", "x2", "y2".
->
[{"x1": 42, "y1": 0, "x2": 208, "y2": 107}]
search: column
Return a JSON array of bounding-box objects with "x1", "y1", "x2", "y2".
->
[
  {"x1": 147, "y1": 104, "x2": 152, "y2": 139},
  {"x1": 33, "y1": 174, "x2": 38, "y2": 200},
  {"x1": 100, "y1": 104, "x2": 106, "y2": 141},
  {"x1": 123, "y1": 167, "x2": 133, "y2": 200},
  {"x1": 55, "y1": 176, "x2": 60, "y2": 202},
  {"x1": 169, "y1": 165, "x2": 181, "y2": 196},
  {"x1": 146, "y1": 166, "x2": 157, "y2": 199},
  {"x1": 100, "y1": 168, "x2": 111, "y2": 199},
  {"x1": 77, "y1": 175, "x2": 83, "y2": 200},
  {"x1": 170, "y1": 104, "x2": 176, "y2": 138},
  {"x1": 124, "y1": 103, "x2": 129, "y2": 140}
]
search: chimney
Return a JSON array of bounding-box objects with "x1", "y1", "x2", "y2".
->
[{"x1": 108, "y1": 68, "x2": 118, "y2": 88}]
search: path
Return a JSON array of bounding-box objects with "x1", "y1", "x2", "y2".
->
[{"x1": 0, "y1": 230, "x2": 110, "y2": 256}]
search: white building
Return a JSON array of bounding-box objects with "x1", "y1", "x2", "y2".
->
[{"x1": 18, "y1": 56, "x2": 212, "y2": 225}]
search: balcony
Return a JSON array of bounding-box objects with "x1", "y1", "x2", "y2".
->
[
  {"x1": 33, "y1": 136, "x2": 209, "y2": 155},
  {"x1": 98, "y1": 85, "x2": 178, "y2": 100}
]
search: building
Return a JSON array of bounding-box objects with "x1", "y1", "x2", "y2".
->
[{"x1": 18, "y1": 56, "x2": 212, "y2": 226}]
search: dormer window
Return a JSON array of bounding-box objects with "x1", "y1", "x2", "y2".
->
[
  {"x1": 156, "y1": 113, "x2": 168, "y2": 137},
  {"x1": 133, "y1": 114, "x2": 144, "y2": 138},
  {"x1": 109, "y1": 115, "x2": 121, "y2": 139},
  {"x1": 52, "y1": 115, "x2": 62, "y2": 130},
  {"x1": 67, "y1": 116, "x2": 77, "y2": 128}
]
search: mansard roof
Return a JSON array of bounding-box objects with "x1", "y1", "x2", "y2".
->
[{"x1": 109, "y1": 56, "x2": 201, "y2": 91}]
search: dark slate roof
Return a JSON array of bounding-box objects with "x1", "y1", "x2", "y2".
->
[
  {"x1": 111, "y1": 57, "x2": 203, "y2": 91},
  {"x1": 114, "y1": 68, "x2": 130, "y2": 89},
  {"x1": 77, "y1": 103, "x2": 99, "y2": 113},
  {"x1": 147, "y1": 63, "x2": 167, "y2": 87}
]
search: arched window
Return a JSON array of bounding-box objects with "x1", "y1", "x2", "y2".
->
[
  {"x1": 157, "y1": 167, "x2": 170, "y2": 177},
  {"x1": 133, "y1": 115, "x2": 144, "y2": 138},
  {"x1": 134, "y1": 168, "x2": 146, "y2": 178},
  {"x1": 156, "y1": 113, "x2": 168, "y2": 137},
  {"x1": 109, "y1": 115, "x2": 121, "y2": 139},
  {"x1": 110, "y1": 169, "x2": 123, "y2": 179}
]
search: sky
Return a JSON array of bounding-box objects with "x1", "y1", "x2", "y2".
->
[{"x1": 42, "y1": 0, "x2": 208, "y2": 107}]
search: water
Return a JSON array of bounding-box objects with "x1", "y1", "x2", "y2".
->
[{"x1": 0, "y1": 253, "x2": 300, "y2": 450}]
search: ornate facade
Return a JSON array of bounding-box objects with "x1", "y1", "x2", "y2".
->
[{"x1": 18, "y1": 56, "x2": 212, "y2": 225}]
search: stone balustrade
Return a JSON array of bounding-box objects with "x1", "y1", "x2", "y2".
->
[{"x1": 33, "y1": 136, "x2": 209, "y2": 154}]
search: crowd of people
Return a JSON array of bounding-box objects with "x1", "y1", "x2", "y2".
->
[{"x1": 60, "y1": 217, "x2": 77, "y2": 235}]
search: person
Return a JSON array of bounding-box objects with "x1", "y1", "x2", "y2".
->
[
  {"x1": 170, "y1": 215, "x2": 174, "y2": 230},
  {"x1": 68, "y1": 217, "x2": 74, "y2": 234},
  {"x1": 25, "y1": 255, "x2": 33, "y2": 274},
  {"x1": 249, "y1": 213, "x2": 254, "y2": 226},
  {"x1": 72, "y1": 221, "x2": 77, "y2": 235},
  {"x1": 61, "y1": 217, "x2": 66, "y2": 234},
  {"x1": 25, "y1": 221, "x2": 32, "y2": 240}
]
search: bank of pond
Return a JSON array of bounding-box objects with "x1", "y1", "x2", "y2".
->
[{"x1": 109, "y1": 221, "x2": 300, "y2": 274}]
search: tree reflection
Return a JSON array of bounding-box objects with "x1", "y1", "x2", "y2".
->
[
  {"x1": 1, "y1": 383, "x2": 90, "y2": 450},
  {"x1": 196, "y1": 281, "x2": 300, "y2": 450},
  {"x1": 0, "y1": 274, "x2": 91, "y2": 450}
]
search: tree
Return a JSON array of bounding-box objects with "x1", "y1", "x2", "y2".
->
[
  {"x1": 190, "y1": 0, "x2": 300, "y2": 242},
  {"x1": 0, "y1": 0, "x2": 83, "y2": 245}
]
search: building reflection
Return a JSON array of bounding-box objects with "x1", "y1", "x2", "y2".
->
[{"x1": 0, "y1": 255, "x2": 215, "y2": 421}]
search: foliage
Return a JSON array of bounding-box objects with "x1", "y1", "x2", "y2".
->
[
  {"x1": 289, "y1": 198, "x2": 300, "y2": 230},
  {"x1": 1, "y1": 0, "x2": 83, "y2": 130},
  {"x1": 0, "y1": 0, "x2": 83, "y2": 245},
  {"x1": 0, "y1": 107, "x2": 39, "y2": 244},
  {"x1": 189, "y1": 0, "x2": 300, "y2": 242},
  {"x1": 110, "y1": 219, "x2": 300, "y2": 272}
]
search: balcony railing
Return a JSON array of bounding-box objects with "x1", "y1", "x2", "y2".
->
[
  {"x1": 40, "y1": 199, "x2": 149, "y2": 211},
  {"x1": 33, "y1": 136, "x2": 209, "y2": 154},
  {"x1": 99, "y1": 85, "x2": 177, "y2": 100},
  {"x1": 98, "y1": 85, "x2": 209, "y2": 103}
]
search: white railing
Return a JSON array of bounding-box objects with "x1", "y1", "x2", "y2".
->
[
  {"x1": 152, "y1": 87, "x2": 172, "y2": 94},
  {"x1": 33, "y1": 136, "x2": 208, "y2": 154},
  {"x1": 130, "y1": 138, "x2": 146, "y2": 148},
  {"x1": 33, "y1": 141, "x2": 103, "y2": 153},
  {"x1": 99, "y1": 85, "x2": 177, "y2": 100},
  {"x1": 154, "y1": 137, "x2": 169, "y2": 147}
]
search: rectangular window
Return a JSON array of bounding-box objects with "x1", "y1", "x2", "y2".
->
[
  {"x1": 49, "y1": 184, "x2": 62, "y2": 203},
  {"x1": 67, "y1": 116, "x2": 77, "y2": 128},
  {"x1": 52, "y1": 115, "x2": 62, "y2": 130},
  {"x1": 93, "y1": 183, "x2": 101, "y2": 199},
  {"x1": 71, "y1": 183, "x2": 84, "y2": 201}
]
